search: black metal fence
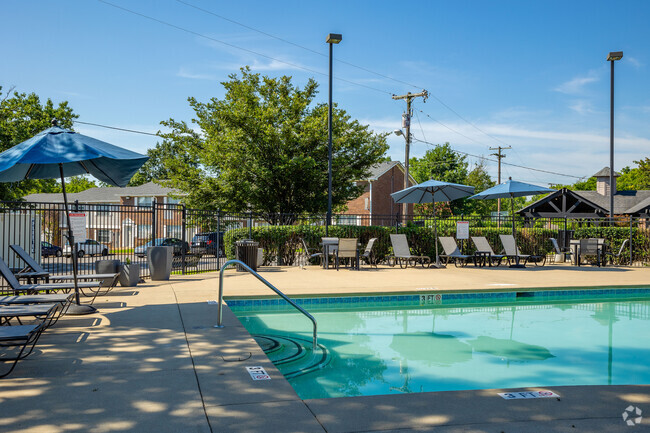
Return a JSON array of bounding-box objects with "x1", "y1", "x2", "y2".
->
[{"x1": 1, "y1": 200, "x2": 648, "y2": 288}]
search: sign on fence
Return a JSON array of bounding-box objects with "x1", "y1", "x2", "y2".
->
[
  {"x1": 68, "y1": 213, "x2": 87, "y2": 243},
  {"x1": 456, "y1": 221, "x2": 469, "y2": 240}
]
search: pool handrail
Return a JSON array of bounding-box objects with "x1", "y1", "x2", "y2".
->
[{"x1": 214, "y1": 259, "x2": 318, "y2": 350}]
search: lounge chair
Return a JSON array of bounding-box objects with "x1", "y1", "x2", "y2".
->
[
  {"x1": 0, "y1": 257, "x2": 111, "y2": 304},
  {"x1": 10, "y1": 245, "x2": 119, "y2": 295},
  {"x1": 471, "y1": 236, "x2": 506, "y2": 266},
  {"x1": 389, "y1": 234, "x2": 431, "y2": 268},
  {"x1": 438, "y1": 237, "x2": 476, "y2": 267},
  {"x1": 336, "y1": 238, "x2": 359, "y2": 270},
  {"x1": 360, "y1": 238, "x2": 378, "y2": 268},
  {"x1": 499, "y1": 234, "x2": 546, "y2": 267},
  {"x1": 0, "y1": 323, "x2": 45, "y2": 378},
  {"x1": 0, "y1": 303, "x2": 61, "y2": 328}
]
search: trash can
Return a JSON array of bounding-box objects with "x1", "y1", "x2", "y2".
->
[
  {"x1": 235, "y1": 240, "x2": 259, "y2": 272},
  {"x1": 148, "y1": 246, "x2": 173, "y2": 280}
]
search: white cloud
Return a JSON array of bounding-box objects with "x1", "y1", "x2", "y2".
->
[
  {"x1": 177, "y1": 67, "x2": 219, "y2": 80},
  {"x1": 626, "y1": 56, "x2": 642, "y2": 69},
  {"x1": 554, "y1": 71, "x2": 599, "y2": 94},
  {"x1": 568, "y1": 100, "x2": 596, "y2": 115}
]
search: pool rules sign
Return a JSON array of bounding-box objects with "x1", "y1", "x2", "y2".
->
[
  {"x1": 246, "y1": 366, "x2": 271, "y2": 380},
  {"x1": 456, "y1": 221, "x2": 469, "y2": 240}
]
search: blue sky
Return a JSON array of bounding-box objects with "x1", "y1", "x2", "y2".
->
[{"x1": 3, "y1": 0, "x2": 650, "y2": 187}]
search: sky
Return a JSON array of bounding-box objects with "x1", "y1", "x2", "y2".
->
[{"x1": 3, "y1": 0, "x2": 650, "y2": 187}]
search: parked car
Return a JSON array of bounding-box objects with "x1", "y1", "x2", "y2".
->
[
  {"x1": 134, "y1": 238, "x2": 190, "y2": 258},
  {"x1": 41, "y1": 241, "x2": 62, "y2": 257},
  {"x1": 191, "y1": 232, "x2": 224, "y2": 257},
  {"x1": 63, "y1": 239, "x2": 109, "y2": 258}
]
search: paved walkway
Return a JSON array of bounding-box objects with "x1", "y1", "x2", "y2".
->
[{"x1": 2, "y1": 264, "x2": 649, "y2": 432}]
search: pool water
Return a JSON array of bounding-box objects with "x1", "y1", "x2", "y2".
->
[{"x1": 227, "y1": 289, "x2": 650, "y2": 399}]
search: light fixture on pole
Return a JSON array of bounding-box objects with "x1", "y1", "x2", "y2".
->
[
  {"x1": 325, "y1": 33, "x2": 342, "y2": 236},
  {"x1": 607, "y1": 51, "x2": 623, "y2": 221}
]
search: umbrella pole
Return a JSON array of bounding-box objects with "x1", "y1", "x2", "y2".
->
[
  {"x1": 60, "y1": 164, "x2": 97, "y2": 315},
  {"x1": 431, "y1": 202, "x2": 443, "y2": 268},
  {"x1": 509, "y1": 193, "x2": 524, "y2": 268}
]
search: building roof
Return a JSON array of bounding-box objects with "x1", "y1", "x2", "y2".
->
[
  {"x1": 592, "y1": 167, "x2": 621, "y2": 178},
  {"x1": 366, "y1": 161, "x2": 417, "y2": 184},
  {"x1": 575, "y1": 190, "x2": 650, "y2": 215},
  {"x1": 23, "y1": 182, "x2": 180, "y2": 203}
]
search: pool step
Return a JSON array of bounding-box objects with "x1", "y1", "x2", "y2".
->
[{"x1": 253, "y1": 334, "x2": 330, "y2": 378}]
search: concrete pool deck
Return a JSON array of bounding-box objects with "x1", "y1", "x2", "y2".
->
[{"x1": 1, "y1": 263, "x2": 649, "y2": 432}]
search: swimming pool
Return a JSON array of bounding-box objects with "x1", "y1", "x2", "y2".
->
[{"x1": 227, "y1": 287, "x2": 650, "y2": 400}]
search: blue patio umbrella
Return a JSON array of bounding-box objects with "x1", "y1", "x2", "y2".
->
[
  {"x1": 469, "y1": 178, "x2": 555, "y2": 266},
  {"x1": 0, "y1": 121, "x2": 149, "y2": 314},
  {"x1": 391, "y1": 180, "x2": 475, "y2": 267}
]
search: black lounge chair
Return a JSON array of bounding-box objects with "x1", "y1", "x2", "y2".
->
[
  {"x1": 0, "y1": 323, "x2": 45, "y2": 378},
  {"x1": 499, "y1": 235, "x2": 546, "y2": 267},
  {"x1": 471, "y1": 236, "x2": 506, "y2": 266}
]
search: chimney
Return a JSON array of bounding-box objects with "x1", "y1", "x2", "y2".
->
[{"x1": 593, "y1": 167, "x2": 620, "y2": 196}]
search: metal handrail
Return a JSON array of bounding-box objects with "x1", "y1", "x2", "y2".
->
[{"x1": 214, "y1": 259, "x2": 318, "y2": 349}]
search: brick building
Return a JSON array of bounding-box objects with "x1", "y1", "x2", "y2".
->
[{"x1": 341, "y1": 161, "x2": 416, "y2": 226}]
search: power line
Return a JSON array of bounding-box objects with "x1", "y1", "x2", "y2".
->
[
  {"x1": 96, "y1": 0, "x2": 394, "y2": 96},
  {"x1": 410, "y1": 137, "x2": 586, "y2": 180},
  {"x1": 174, "y1": 0, "x2": 427, "y2": 91},
  {"x1": 74, "y1": 120, "x2": 160, "y2": 136}
]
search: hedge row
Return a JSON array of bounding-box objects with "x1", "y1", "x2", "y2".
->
[{"x1": 222, "y1": 224, "x2": 648, "y2": 266}]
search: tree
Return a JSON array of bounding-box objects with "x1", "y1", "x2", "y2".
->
[
  {"x1": 461, "y1": 160, "x2": 496, "y2": 215},
  {"x1": 145, "y1": 68, "x2": 388, "y2": 223},
  {"x1": 0, "y1": 86, "x2": 78, "y2": 201},
  {"x1": 409, "y1": 143, "x2": 470, "y2": 215}
]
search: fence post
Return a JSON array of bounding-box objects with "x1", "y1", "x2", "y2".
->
[
  {"x1": 181, "y1": 204, "x2": 187, "y2": 275},
  {"x1": 248, "y1": 212, "x2": 253, "y2": 239},
  {"x1": 151, "y1": 198, "x2": 157, "y2": 243},
  {"x1": 217, "y1": 212, "x2": 221, "y2": 271}
]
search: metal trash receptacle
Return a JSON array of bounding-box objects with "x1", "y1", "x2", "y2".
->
[{"x1": 235, "y1": 240, "x2": 259, "y2": 271}]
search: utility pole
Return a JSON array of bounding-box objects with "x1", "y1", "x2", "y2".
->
[
  {"x1": 392, "y1": 90, "x2": 428, "y2": 223},
  {"x1": 490, "y1": 146, "x2": 511, "y2": 221}
]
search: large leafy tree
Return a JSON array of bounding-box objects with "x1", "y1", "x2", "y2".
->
[
  {"x1": 147, "y1": 68, "x2": 388, "y2": 223},
  {"x1": 461, "y1": 161, "x2": 497, "y2": 215},
  {"x1": 409, "y1": 143, "x2": 470, "y2": 215},
  {"x1": 0, "y1": 86, "x2": 78, "y2": 201}
]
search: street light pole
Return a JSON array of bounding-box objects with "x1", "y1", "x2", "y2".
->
[
  {"x1": 326, "y1": 33, "x2": 342, "y2": 236},
  {"x1": 607, "y1": 51, "x2": 623, "y2": 222}
]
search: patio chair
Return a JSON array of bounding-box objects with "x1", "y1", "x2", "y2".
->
[
  {"x1": 360, "y1": 238, "x2": 378, "y2": 269},
  {"x1": 389, "y1": 234, "x2": 431, "y2": 268},
  {"x1": 471, "y1": 236, "x2": 506, "y2": 266},
  {"x1": 550, "y1": 237, "x2": 573, "y2": 263},
  {"x1": 438, "y1": 237, "x2": 476, "y2": 267},
  {"x1": 499, "y1": 234, "x2": 546, "y2": 267},
  {"x1": 579, "y1": 238, "x2": 602, "y2": 267},
  {"x1": 0, "y1": 256, "x2": 110, "y2": 304},
  {"x1": 605, "y1": 239, "x2": 629, "y2": 265},
  {"x1": 336, "y1": 238, "x2": 359, "y2": 270},
  {"x1": 298, "y1": 238, "x2": 323, "y2": 267},
  {"x1": 10, "y1": 245, "x2": 119, "y2": 296},
  {"x1": 0, "y1": 323, "x2": 46, "y2": 378}
]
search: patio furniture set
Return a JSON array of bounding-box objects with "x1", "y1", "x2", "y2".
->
[{"x1": 0, "y1": 245, "x2": 120, "y2": 378}]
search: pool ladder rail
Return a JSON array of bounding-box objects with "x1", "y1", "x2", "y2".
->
[{"x1": 214, "y1": 259, "x2": 318, "y2": 350}]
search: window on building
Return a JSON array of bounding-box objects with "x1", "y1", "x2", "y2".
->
[
  {"x1": 95, "y1": 203, "x2": 112, "y2": 212},
  {"x1": 97, "y1": 229, "x2": 112, "y2": 243},
  {"x1": 136, "y1": 197, "x2": 153, "y2": 207},
  {"x1": 138, "y1": 224, "x2": 152, "y2": 238},
  {"x1": 166, "y1": 225, "x2": 182, "y2": 238},
  {"x1": 335, "y1": 215, "x2": 360, "y2": 226},
  {"x1": 166, "y1": 196, "x2": 181, "y2": 205},
  {"x1": 364, "y1": 198, "x2": 370, "y2": 211}
]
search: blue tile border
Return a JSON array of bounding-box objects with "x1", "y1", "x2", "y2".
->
[{"x1": 225, "y1": 287, "x2": 650, "y2": 313}]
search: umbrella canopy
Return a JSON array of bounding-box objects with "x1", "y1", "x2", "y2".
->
[
  {"x1": 0, "y1": 126, "x2": 148, "y2": 187},
  {"x1": 0, "y1": 123, "x2": 148, "y2": 314},
  {"x1": 391, "y1": 179, "x2": 475, "y2": 204},
  {"x1": 391, "y1": 180, "x2": 475, "y2": 267},
  {"x1": 467, "y1": 178, "x2": 555, "y2": 201}
]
